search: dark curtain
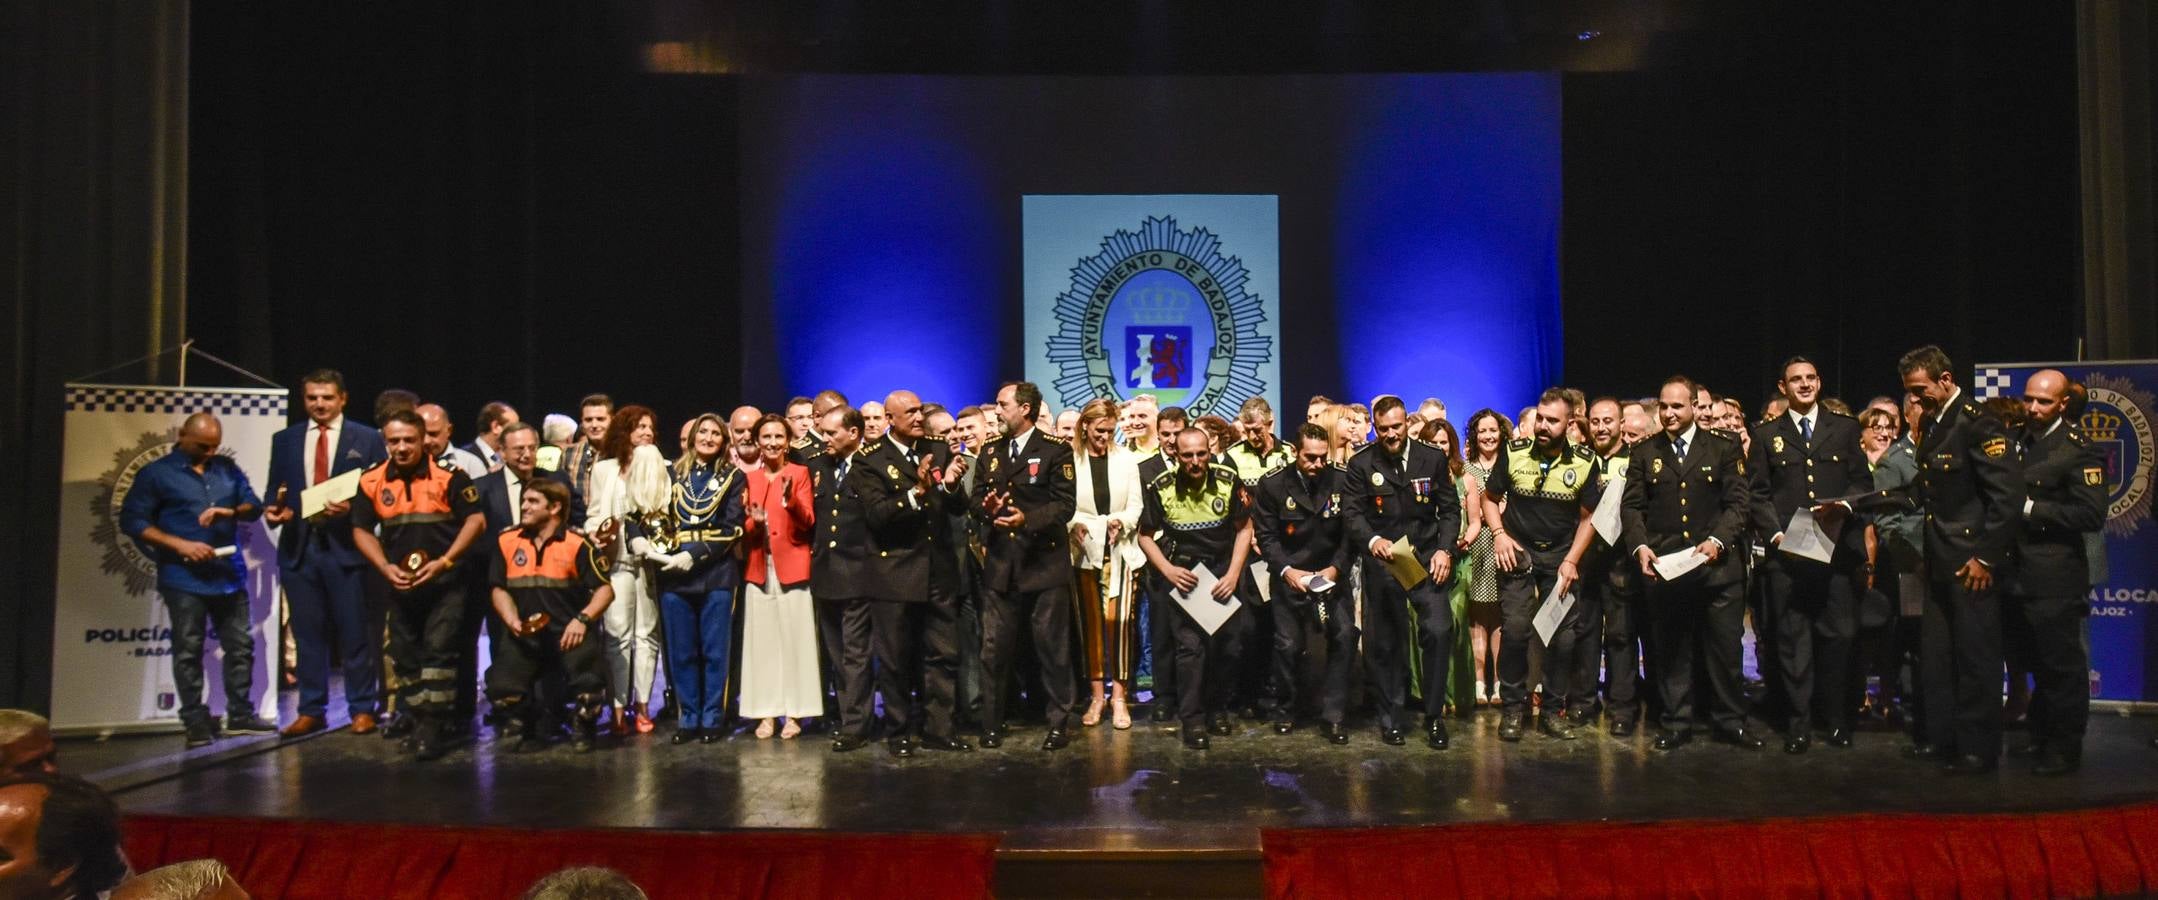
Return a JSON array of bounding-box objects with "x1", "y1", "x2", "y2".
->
[
  {"x1": 1562, "y1": 4, "x2": 2081, "y2": 409},
  {"x1": 188, "y1": 4, "x2": 744, "y2": 432}
]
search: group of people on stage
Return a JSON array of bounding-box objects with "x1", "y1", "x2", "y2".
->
[{"x1": 118, "y1": 343, "x2": 2107, "y2": 775}]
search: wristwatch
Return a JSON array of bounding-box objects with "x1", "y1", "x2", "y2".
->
[{"x1": 575, "y1": 612, "x2": 597, "y2": 626}]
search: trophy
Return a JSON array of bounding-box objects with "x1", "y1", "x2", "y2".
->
[{"x1": 403, "y1": 549, "x2": 432, "y2": 573}]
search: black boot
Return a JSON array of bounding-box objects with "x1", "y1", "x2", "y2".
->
[
  {"x1": 413, "y1": 713, "x2": 449, "y2": 761},
  {"x1": 571, "y1": 693, "x2": 605, "y2": 753}
]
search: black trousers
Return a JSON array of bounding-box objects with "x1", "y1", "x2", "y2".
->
[
  {"x1": 1265, "y1": 580, "x2": 1356, "y2": 725},
  {"x1": 1169, "y1": 596, "x2": 1252, "y2": 732},
  {"x1": 1145, "y1": 573, "x2": 1178, "y2": 706},
  {"x1": 847, "y1": 581, "x2": 962, "y2": 740},
  {"x1": 1917, "y1": 575, "x2": 2004, "y2": 759},
  {"x1": 1495, "y1": 549, "x2": 1576, "y2": 716},
  {"x1": 1648, "y1": 572, "x2": 1748, "y2": 734},
  {"x1": 384, "y1": 581, "x2": 466, "y2": 717},
  {"x1": 1569, "y1": 565, "x2": 1642, "y2": 723},
  {"x1": 1361, "y1": 567, "x2": 1454, "y2": 730},
  {"x1": 2007, "y1": 592, "x2": 2087, "y2": 756},
  {"x1": 1234, "y1": 571, "x2": 1272, "y2": 710},
  {"x1": 814, "y1": 596, "x2": 850, "y2": 721},
  {"x1": 1761, "y1": 556, "x2": 1861, "y2": 733},
  {"x1": 981, "y1": 583, "x2": 1076, "y2": 733},
  {"x1": 485, "y1": 625, "x2": 607, "y2": 704}
]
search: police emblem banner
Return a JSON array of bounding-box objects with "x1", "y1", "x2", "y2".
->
[
  {"x1": 52, "y1": 384, "x2": 286, "y2": 733},
  {"x1": 1024, "y1": 195, "x2": 1281, "y2": 420},
  {"x1": 1974, "y1": 360, "x2": 2158, "y2": 702}
]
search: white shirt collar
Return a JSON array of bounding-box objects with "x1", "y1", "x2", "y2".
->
[
  {"x1": 1789, "y1": 406, "x2": 1817, "y2": 430},
  {"x1": 2040, "y1": 417, "x2": 2062, "y2": 439},
  {"x1": 315, "y1": 415, "x2": 344, "y2": 435},
  {"x1": 1934, "y1": 387, "x2": 1963, "y2": 423},
  {"x1": 1673, "y1": 424, "x2": 1699, "y2": 451}
]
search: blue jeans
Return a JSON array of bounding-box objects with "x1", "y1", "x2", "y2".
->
[
  {"x1": 659, "y1": 589, "x2": 735, "y2": 730},
  {"x1": 158, "y1": 589, "x2": 255, "y2": 726}
]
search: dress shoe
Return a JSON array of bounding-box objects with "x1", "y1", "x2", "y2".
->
[
  {"x1": 1715, "y1": 728, "x2": 1766, "y2": 750},
  {"x1": 1823, "y1": 728, "x2": 1853, "y2": 748},
  {"x1": 887, "y1": 737, "x2": 915, "y2": 759},
  {"x1": 1321, "y1": 722, "x2": 1349, "y2": 745},
  {"x1": 1426, "y1": 717, "x2": 1451, "y2": 749},
  {"x1": 183, "y1": 719, "x2": 216, "y2": 749},
  {"x1": 1943, "y1": 753, "x2": 1997, "y2": 775},
  {"x1": 831, "y1": 734, "x2": 870, "y2": 753},
  {"x1": 279, "y1": 715, "x2": 326, "y2": 738},
  {"x1": 1783, "y1": 734, "x2": 1811, "y2": 755},
  {"x1": 348, "y1": 713, "x2": 379, "y2": 736},
  {"x1": 1380, "y1": 727, "x2": 1406, "y2": 746},
  {"x1": 1565, "y1": 707, "x2": 1595, "y2": 728},
  {"x1": 1903, "y1": 742, "x2": 1950, "y2": 761},
  {"x1": 1207, "y1": 713, "x2": 1233, "y2": 736},
  {"x1": 225, "y1": 714, "x2": 277, "y2": 736},
  {"x1": 917, "y1": 734, "x2": 973, "y2": 752},
  {"x1": 1273, "y1": 718, "x2": 1294, "y2": 735},
  {"x1": 1538, "y1": 715, "x2": 1577, "y2": 741},
  {"x1": 699, "y1": 731, "x2": 720, "y2": 744},
  {"x1": 671, "y1": 729, "x2": 700, "y2": 745},
  {"x1": 2032, "y1": 749, "x2": 2081, "y2": 777},
  {"x1": 1610, "y1": 719, "x2": 1637, "y2": 737},
  {"x1": 1041, "y1": 729, "x2": 1070, "y2": 751},
  {"x1": 2007, "y1": 739, "x2": 2046, "y2": 758},
  {"x1": 1653, "y1": 730, "x2": 1692, "y2": 752},
  {"x1": 1150, "y1": 704, "x2": 1175, "y2": 724},
  {"x1": 979, "y1": 730, "x2": 1005, "y2": 749},
  {"x1": 1497, "y1": 713, "x2": 1525, "y2": 743},
  {"x1": 383, "y1": 714, "x2": 416, "y2": 740},
  {"x1": 1183, "y1": 730, "x2": 1210, "y2": 750}
]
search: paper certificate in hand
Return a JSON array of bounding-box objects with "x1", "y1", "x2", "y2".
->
[
  {"x1": 1652, "y1": 547, "x2": 1709, "y2": 581},
  {"x1": 1385, "y1": 537, "x2": 1428, "y2": 590},
  {"x1": 1590, "y1": 469, "x2": 1626, "y2": 545},
  {"x1": 1532, "y1": 583, "x2": 1576, "y2": 646},
  {"x1": 1778, "y1": 507, "x2": 1836, "y2": 564},
  {"x1": 300, "y1": 468, "x2": 362, "y2": 519},
  {"x1": 1171, "y1": 564, "x2": 1241, "y2": 635}
]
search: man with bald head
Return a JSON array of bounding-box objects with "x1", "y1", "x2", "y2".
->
[
  {"x1": 2007, "y1": 368, "x2": 2107, "y2": 775},
  {"x1": 729, "y1": 406, "x2": 763, "y2": 472},
  {"x1": 843, "y1": 390, "x2": 974, "y2": 756},
  {"x1": 861, "y1": 400, "x2": 889, "y2": 441},
  {"x1": 416, "y1": 404, "x2": 486, "y2": 479},
  {"x1": 121, "y1": 412, "x2": 275, "y2": 746}
]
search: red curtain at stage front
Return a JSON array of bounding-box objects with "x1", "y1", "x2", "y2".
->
[
  {"x1": 1264, "y1": 802, "x2": 2158, "y2": 899},
  {"x1": 123, "y1": 816, "x2": 998, "y2": 900}
]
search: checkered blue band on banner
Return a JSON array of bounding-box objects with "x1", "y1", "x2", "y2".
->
[
  {"x1": 64, "y1": 386, "x2": 288, "y2": 417},
  {"x1": 1973, "y1": 367, "x2": 2014, "y2": 400}
]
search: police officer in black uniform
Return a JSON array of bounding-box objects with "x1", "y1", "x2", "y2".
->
[
  {"x1": 1138, "y1": 427, "x2": 1255, "y2": 749},
  {"x1": 1481, "y1": 389, "x2": 1602, "y2": 742},
  {"x1": 1747, "y1": 356, "x2": 1874, "y2": 753},
  {"x1": 807, "y1": 406, "x2": 876, "y2": 752},
  {"x1": 2007, "y1": 368, "x2": 2103, "y2": 775},
  {"x1": 1896, "y1": 345, "x2": 2024, "y2": 773},
  {"x1": 1624, "y1": 376, "x2": 1763, "y2": 751},
  {"x1": 970, "y1": 381, "x2": 1080, "y2": 751},
  {"x1": 1250, "y1": 423, "x2": 1355, "y2": 743},
  {"x1": 1139, "y1": 407, "x2": 1185, "y2": 723},
  {"x1": 1566, "y1": 397, "x2": 1644, "y2": 735},
  {"x1": 847, "y1": 390, "x2": 973, "y2": 757},
  {"x1": 1344, "y1": 396, "x2": 1461, "y2": 748}
]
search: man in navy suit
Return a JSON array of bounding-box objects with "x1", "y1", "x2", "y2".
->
[
  {"x1": 472, "y1": 422, "x2": 582, "y2": 533},
  {"x1": 262, "y1": 369, "x2": 387, "y2": 736}
]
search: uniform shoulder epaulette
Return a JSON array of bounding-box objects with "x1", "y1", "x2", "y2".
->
[
  {"x1": 1148, "y1": 467, "x2": 1178, "y2": 489},
  {"x1": 1410, "y1": 437, "x2": 1441, "y2": 451},
  {"x1": 1207, "y1": 461, "x2": 1239, "y2": 477},
  {"x1": 2066, "y1": 426, "x2": 2088, "y2": 445},
  {"x1": 1706, "y1": 427, "x2": 1735, "y2": 440},
  {"x1": 1823, "y1": 408, "x2": 1858, "y2": 422},
  {"x1": 919, "y1": 434, "x2": 948, "y2": 444},
  {"x1": 1329, "y1": 459, "x2": 1349, "y2": 471},
  {"x1": 790, "y1": 433, "x2": 816, "y2": 448},
  {"x1": 1961, "y1": 400, "x2": 1985, "y2": 417},
  {"x1": 1349, "y1": 441, "x2": 1383, "y2": 463},
  {"x1": 1507, "y1": 437, "x2": 1533, "y2": 451}
]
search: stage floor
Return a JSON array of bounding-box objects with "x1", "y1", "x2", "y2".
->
[{"x1": 94, "y1": 707, "x2": 2158, "y2": 854}]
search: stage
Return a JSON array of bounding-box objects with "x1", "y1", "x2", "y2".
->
[{"x1": 82, "y1": 706, "x2": 2158, "y2": 897}]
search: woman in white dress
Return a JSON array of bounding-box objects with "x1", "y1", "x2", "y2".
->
[
  {"x1": 584, "y1": 406, "x2": 666, "y2": 734},
  {"x1": 737, "y1": 414, "x2": 822, "y2": 738},
  {"x1": 1068, "y1": 399, "x2": 1145, "y2": 729}
]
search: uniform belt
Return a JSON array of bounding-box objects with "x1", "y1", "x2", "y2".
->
[
  {"x1": 1527, "y1": 538, "x2": 1561, "y2": 552},
  {"x1": 676, "y1": 529, "x2": 736, "y2": 543}
]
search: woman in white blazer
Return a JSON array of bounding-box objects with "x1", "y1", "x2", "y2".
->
[
  {"x1": 1068, "y1": 398, "x2": 1146, "y2": 730},
  {"x1": 584, "y1": 407, "x2": 668, "y2": 734}
]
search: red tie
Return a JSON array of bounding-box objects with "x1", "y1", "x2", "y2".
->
[{"x1": 313, "y1": 425, "x2": 330, "y2": 486}]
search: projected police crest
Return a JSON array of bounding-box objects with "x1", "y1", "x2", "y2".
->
[{"x1": 1026, "y1": 196, "x2": 1280, "y2": 419}]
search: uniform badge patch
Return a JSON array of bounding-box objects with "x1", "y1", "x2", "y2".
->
[
  {"x1": 886, "y1": 464, "x2": 902, "y2": 481},
  {"x1": 1284, "y1": 496, "x2": 1297, "y2": 511},
  {"x1": 461, "y1": 485, "x2": 478, "y2": 504},
  {"x1": 1651, "y1": 459, "x2": 1664, "y2": 476},
  {"x1": 1562, "y1": 468, "x2": 1577, "y2": 487},
  {"x1": 1981, "y1": 437, "x2": 2008, "y2": 459},
  {"x1": 1369, "y1": 471, "x2": 1385, "y2": 487},
  {"x1": 2086, "y1": 467, "x2": 2105, "y2": 486},
  {"x1": 1062, "y1": 462, "x2": 1074, "y2": 479},
  {"x1": 1211, "y1": 497, "x2": 1225, "y2": 514},
  {"x1": 512, "y1": 548, "x2": 528, "y2": 567},
  {"x1": 380, "y1": 488, "x2": 397, "y2": 506},
  {"x1": 1771, "y1": 435, "x2": 1784, "y2": 454}
]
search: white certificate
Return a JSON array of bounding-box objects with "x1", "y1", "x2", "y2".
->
[
  {"x1": 1172, "y1": 564, "x2": 1242, "y2": 635},
  {"x1": 1652, "y1": 547, "x2": 1709, "y2": 581},
  {"x1": 1590, "y1": 469, "x2": 1626, "y2": 545},
  {"x1": 300, "y1": 468, "x2": 362, "y2": 519},
  {"x1": 1778, "y1": 507, "x2": 1836, "y2": 564},
  {"x1": 1249, "y1": 561, "x2": 1272, "y2": 603},
  {"x1": 1532, "y1": 584, "x2": 1576, "y2": 646}
]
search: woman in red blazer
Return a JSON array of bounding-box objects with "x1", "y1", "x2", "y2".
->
[{"x1": 736, "y1": 414, "x2": 821, "y2": 738}]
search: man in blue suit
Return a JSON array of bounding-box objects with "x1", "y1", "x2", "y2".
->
[{"x1": 262, "y1": 369, "x2": 387, "y2": 736}]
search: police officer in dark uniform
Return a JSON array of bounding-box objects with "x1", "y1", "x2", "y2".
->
[
  {"x1": 1566, "y1": 397, "x2": 1645, "y2": 735},
  {"x1": 970, "y1": 381, "x2": 1080, "y2": 751},
  {"x1": 349, "y1": 408, "x2": 487, "y2": 761},
  {"x1": 1138, "y1": 427, "x2": 1255, "y2": 749},
  {"x1": 2007, "y1": 368, "x2": 2103, "y2": 775},
  {"x1": 1139, "y1": 407, "x2": 1185, "y2": 723},
  {"x1": 1896, "y1": 345, "x2": 2024, "y2": 773},
  {"x1": 1344, "y1": 396, "x2": 1461, "y2": 748},
  {"x1": 1250, "y1": 423, "x2": 1354, "y2": 743},
  {"x1": 1482, "y1": 389, "x2": 1602, "y2": 742},
  {"x1": 485, "y1": 480, "x2": 614, "y2": 753},
  {"x1": 1225, "y1": 398, "x2": 1294, "y2": 720},
  {"x1": 1747, "y1": 356, "x2": 1874, "y2": 753},
  {"x1": 1623, "y1": 376, "x2": 1763, "y2": 751},
  {"x1": 846, "y1": 390, "x2": 973, "y2": 757},
  {"x1": 807, "y1": 406, "x2": 876, "y2": 752}
]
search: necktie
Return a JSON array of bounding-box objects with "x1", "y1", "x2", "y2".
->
[
  {"x1": 1799, "y1": 416, "x2": 1813, "y2": 443},
  {"x1": 1674, "y1": 436, "x2": 1687, "y2": 460},
  {"x1": 313, "y1": 425, "x2": 330, "y2": 486}
]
